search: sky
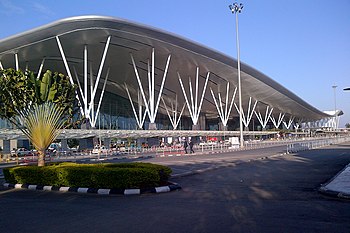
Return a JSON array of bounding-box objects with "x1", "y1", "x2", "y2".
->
[{"x1": 0, "y1": 0, "x2": 349, "y2": 127}]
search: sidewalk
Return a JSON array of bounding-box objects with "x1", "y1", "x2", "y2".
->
[{"x1": 319, "y1": 163, "x2": 350, "y2": 199}]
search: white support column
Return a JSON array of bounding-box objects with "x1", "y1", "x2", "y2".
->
[
  {"x1": 36, "y1": 58, "x2": 45, "y2": 79},
  {"x1": 293, "y1": 118, "x2": 303, "y2": 130},
  {"x1": 125, "y1": 84, "x2": 147, "y2": 129},
  {"x1": 84, "y1": 45, "x2": 88, "y2": 120},
  {"x1": 56, "y1": 36, "x2": 84, "y2": 116},
  {"x1": 88, "y1": 36, "x2": 111, "y2": 115},
  {"x1": 139, "y1": 91, "x2": 148, "y2": 128},
  {"x1": 15, "y1": 53, "x2": 19, "y2": 71},
  {"x1": 161, "y1": 96, "x2": 186, "y2": 130},
  {"x1": 254, "y1": 106, "x2": 273, "y2": 129},
  {"x1": 210, "y1": 83, "x2": 237, "y2": 127},
  {"x1": 73, "y1": 66, "x2": 85, "y2": 104},
  {"x1": 270, "y1": 112, "x2": 285, "y2": 129},
  {"x1": 283, "y1": 115, "x2": 295, "y2": 129},
  {"x1": 178, "y1": 69, "x2": 210, "y2": 126},
  {"x1": 90, "y1": 64, "x2": 94, "y2": 124},
  {"x1": 92, "y1": 68, "x2": 110, "y2": 127},
  {"x1": 56, "y1": 36, "x2": 75, "y2": 85},
  {"x1": 130, "y1": 53, "x2": 150, "y2": 119},
  {"x1": 234, "y1": 97, "x2": 258, "y2": 128},
  {"x1": 56, "y1": 35, "x2": 113, "y2": 126},
  {"x1": 130, "y1": 48, "x2": 172, "y2": 127}
]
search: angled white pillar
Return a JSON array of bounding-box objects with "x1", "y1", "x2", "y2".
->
[
  {"x1": 161, "y1": 96, "x2": 186, "y2": 130},
  {"x1": 90, "y1": 64, "x2": 94, "y2": 125},
  {"x1": 88, "y1": 36, "x2": 111, "y2": 116},
  {"x1": 130, "y1": 48, "x2": 171, "y2": 129},
  {"x1": 270, "y1": 112, "x2": 285, "y2": 129},
  {"x1": 178, "y1": 68, "x2": 210, "y2": 126},
  {"x1": 56, "y1": 36, "x2": 76, "y2": 85},
  {"x1": 294, "y1": 118, "x2": 303, "y2": 130},
  {"x1": 56, "y1": 36, "x2": 84, "y2": 116},
  {"x1": 84, "y1": 45, "x2": 88, "y2": 119},
  {"x1": 56, "y1": 35, "x2": 112, "y2": 127},
  {"x1": 125, "y1": 84, "x2": 148, "y2": 129},
  {"x1": 254, "y1": 105, "x2": 273, "y2": 129},
  {"x1": 92, "y1": 68, "x2": 110, "y2": 127},
  {"x1": 36, "y1": 58, "x2": 46, "y2": 79},
  {"x1": 283, "y1": 115, "x2": 295, "y2": 129},
  {"x1": 73, "y1": 66, "x2": 85, "y2": 103},
  {"x1": 234, "y1": 97, "x2": 258, "y2": 128},
  {"x1": 15, "y1": 53, "x2": 19, "y2": 71},
  {"x1": 210, "y1": 83, "x2": 237, "y2": 127}
]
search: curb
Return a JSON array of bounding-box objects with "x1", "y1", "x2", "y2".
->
[
  {"x1": 318, "y1": 186, "x2": 350, "y2": 199},
  {"x1": 318, "y1": 163, "x2": 350, "y2": 200},
  {"x1": 3, "y1": 182, "x2": 181, "y2": 196}
]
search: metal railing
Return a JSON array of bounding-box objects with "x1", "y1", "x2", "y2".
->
[
  {"x1": 2, "y1": 136, "x2": 350, "y2": 164},
  {"x1": 286, "y1": 136, "x2": 350, "y2": 154}
]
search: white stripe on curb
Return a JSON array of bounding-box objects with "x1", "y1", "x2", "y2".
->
[
  {"x1": 155, "y1": 186, "x2": 170, "y2": 193},
  {"x1": 59, "y1": 187, "x2": 70, "y2": 192},
  {"x1": 28, "y1": 185, "x2": 37, "y2": 190},
  {"x1": 97, "y1": 189, "x2": 110, "y2": 195},
  {"x1": 15, "y1": 184, "x2": 22, "y2": 188},
  {"x1": 43, "y1": 186, "x2": 52, "y2": 191},
  {"x1": 124, "y1": 189, "x2": 140, "y2": 195},
  {"x1": 77, "y1": 187, "x2": 89, "y2": 193}
]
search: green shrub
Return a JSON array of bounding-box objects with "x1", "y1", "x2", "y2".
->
[{"x1": 3, "y1": 162, "x2": 172, "y2": 189}]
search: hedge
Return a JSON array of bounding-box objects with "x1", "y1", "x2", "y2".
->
[{"x1": 3, "y1": 162, "x2": 172, "y2": 189}]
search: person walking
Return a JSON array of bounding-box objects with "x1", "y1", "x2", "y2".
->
[
  {"x1": 183, "y1": 139, "x2": 188, "y2": 154},
  {"x1": 189, "y1": 139, "x2": 194, "y2": 154}
]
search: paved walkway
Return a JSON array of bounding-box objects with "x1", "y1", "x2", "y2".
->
[
  {"x1": 320, "y1": 163, "x2": 350, "y2": 198},
  {"x1": 1, "y1": 142, "x2": 350, "y2": 200}
]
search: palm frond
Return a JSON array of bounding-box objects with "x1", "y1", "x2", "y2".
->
[{"x1": 17, "y1": 102, "x2": 65, "y2": 151}]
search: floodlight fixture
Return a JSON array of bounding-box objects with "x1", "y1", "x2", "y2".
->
[{"x1": 229, "y1": 3, "x2": 243, "y2": 14}]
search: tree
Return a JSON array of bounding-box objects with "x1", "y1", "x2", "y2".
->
[
  {"x1": 346, "y1": 123, "x2": 350, "y2": 128},
  {"x1": 0, "y1": 69, "x2": 77, "y2": 124},
  {"x1": 0, "y1": 69, "x2": 35, "y2": 121},
  {"x1": 0, "y1": 68, "x2": 77, "y2": 166},
  {"x1": 18, "y1": 102, "x2": 65, "y2": 166}
]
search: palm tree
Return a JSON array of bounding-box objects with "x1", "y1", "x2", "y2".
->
[{"x1": 17, "y1": 102, "x2": 65, "y2": 166}]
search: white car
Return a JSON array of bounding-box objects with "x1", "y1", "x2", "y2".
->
[{"x1": 92, "y1": 145, "x2": 109, "y2": 154}]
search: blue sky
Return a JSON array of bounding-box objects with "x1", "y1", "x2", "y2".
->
[{"x1": 1, "y1": 0, "x2": 349, "y2": 126}]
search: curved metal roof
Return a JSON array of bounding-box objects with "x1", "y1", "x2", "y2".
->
[{"x1": 0, "y1": 15, "x2": 330, "y2": 122}]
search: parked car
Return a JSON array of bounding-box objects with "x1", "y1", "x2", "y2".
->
[
  {"x1": 15, "y1": 148, "x2": 33, "y2": 157},
  {"x1": 92, "y1": 145, "x2": 109, "y2": 154}
]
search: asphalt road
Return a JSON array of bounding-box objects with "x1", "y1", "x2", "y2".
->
[{"x1": 1, "y1": 143, "x2": 350, "y2": 233}]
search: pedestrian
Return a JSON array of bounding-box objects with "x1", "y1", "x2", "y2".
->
[
  {"x1": 183, "y1": 139, "x2": 188, "y2": 154},
  {"x1": 189, "y1": 139, "x2": 194, "y2": 154}
]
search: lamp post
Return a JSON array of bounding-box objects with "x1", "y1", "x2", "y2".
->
[
  {"x1": 229, "y1": 2, "x2": 244, "y2": 148},
  {"x1": 332, "y1": 85, "x2": 337, "y2": 130}
]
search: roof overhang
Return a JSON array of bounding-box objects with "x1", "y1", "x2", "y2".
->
[{"x1": 0, "y1": 15, "x2": 331, "y2": 122}]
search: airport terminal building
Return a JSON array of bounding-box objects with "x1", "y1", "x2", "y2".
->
[{"x1": 0, "y1": 16, "x2": 341, "y2": 148}]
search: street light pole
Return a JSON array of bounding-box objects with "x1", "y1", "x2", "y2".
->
[
  {"x1": 332, "y1": 85, "x2": 337, "y2": 130},
  {"x1": 229, "y1": 2, "x2": 244, "y2": 148}
]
